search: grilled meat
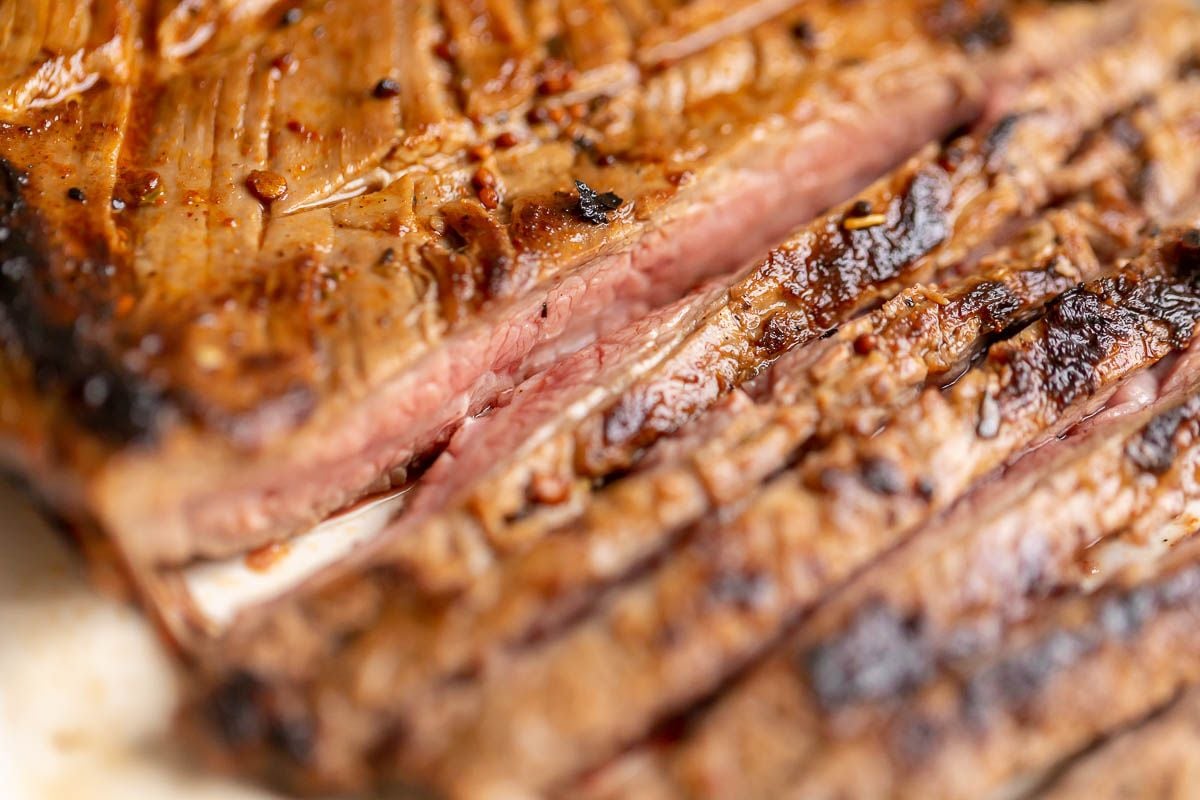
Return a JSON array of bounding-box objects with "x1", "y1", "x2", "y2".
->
[
  {"x1": 579, "y1": 365, "x2": 1200, "y2": 799},
  {"x1": 365, "y1": 25, "x2": 1199, "y2": 602},
  {"x1": 182, "y1": 32, "x2": 1200, "y2": 793},
  {"x1": 13, "y1": 2, "x2": 1200, "y2": 798},
  {"x1": 1, "y1": 0, "x2": 1119, "y2": 566},
  {"x1": 1036, "y1": 687, "x2": 1200, "y2": 799}
]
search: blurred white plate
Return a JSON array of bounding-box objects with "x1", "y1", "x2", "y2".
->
[{"x1": 0, "y1": 481, "x2": 285, "y2": 800}]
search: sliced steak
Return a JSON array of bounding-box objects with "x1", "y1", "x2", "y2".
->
[
  {"x1": 175, "y1": 15, "x2": 1200, "y2": 723},
  {"x1": 1, "y1": 0, "x2": 1103, "y2": 565},
  {"x1": 186, "y1": 210, "x2": 1200, "y2": 794},
  {"x1": 579, "y1": 365, "x2": 1200, "y2": 799},
  {"x1": 294, "y1": 12, "x2": 1200, "y2": 607}
]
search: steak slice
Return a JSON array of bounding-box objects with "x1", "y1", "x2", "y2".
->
[
  {"x1": 358, "y1": 26, "x2": 1198, "y2": 603},
  {"x1": 1036, "y1": 688, "x2": 1200, "y2": 799},
  {"x1": 185, "y1": 175, "x2": 1200, "y2": 795},
  {"x1": 578, "y1": 363, "x2": 1200, "y2": 799},
  {"x1": 0, "y1": 0, "x2": 1091, "y2": 566}
]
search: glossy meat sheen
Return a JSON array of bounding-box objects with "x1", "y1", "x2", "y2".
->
[
  {"x1": 0, "y1": 0, "x2": 1082, "y2": 566},
  {"x1": 356, "y1": 27, "x2": 1200, "y2": 604},
  {"x1": 187, "y1": 207, "x2": 1200, "y2": 794},
  {"x1": 168, "y1": 11, "x2": 1200, "y2": 793}
]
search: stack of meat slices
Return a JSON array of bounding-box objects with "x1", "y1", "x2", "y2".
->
[{"x1": 9, "y1": 0, "x2": 1200, "y2": 798}]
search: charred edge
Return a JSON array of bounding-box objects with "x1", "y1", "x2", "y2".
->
[
  {"x1": 781, "y1": 168, "x2": 953, "y2": 332},
  {"x1": 803, "y1": 560, "x2": 1200, "y2": 744},
  {"x1": 1125, "y1": 398, "x2": 1200, "y2": 476},
  {"x1": 953, "y1": 279, "x2": 1024, "y2": 335},
  {"x1": 0, "y1": 160, "x2": 166, "y2": 443},
  {"x1": 574, "y1": 180, "x2": 623, "y2": 225},
  {"x1": 1001, "y1": 234, "x2": 1200, "y2": 412},
  {"x1": 600, "y1": 168, "x2": 952, "y2": 452},
  {"x1": 961, "y1": 564, "x2": 1200, "y2": 725}
]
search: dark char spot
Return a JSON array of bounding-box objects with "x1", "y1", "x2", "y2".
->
[
  {"x1": 0, "y1": 159, "x2": 167, "y2": 442},
  {"x1": 956, "y1": 10, "x2": 1012, "y2": 53},
  {"x1": 209, "y1": 670, "x2": 267, "y2": 746},
  {"x1": 1125, "y1": 400, "x2": 1195, "y2": 475},
  {"x1": 803, "y1": 601, "x2": 933, "y2": 709},
  {"x1": 574, "y1": 179, "x2": 623, "y2": 225},
  {"x1": 860, "y1": 456, "x2": 906, "y2": 495}
]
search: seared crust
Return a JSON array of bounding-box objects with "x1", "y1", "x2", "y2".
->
[
  {"x1": 5, "y1": 0, "x2": 1076, "y2": 563},
  {"x1": 16, "y1": 2, "x2": 1200, "y2": 798},
  {"x1": 181, "y1": 29, "x2": 1200, "y2": 793}
]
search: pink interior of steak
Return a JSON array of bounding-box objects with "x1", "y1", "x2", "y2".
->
[{"x1": 155, "y1": 64, "x2": 978, "y2": 564}]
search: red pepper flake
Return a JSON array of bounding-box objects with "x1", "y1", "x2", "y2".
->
[
  {"x1": 666, "y1": 169, "x2": 694, "y2": 187},
  {"x1": 853, "y1": 332, "x2": 877, "y2": 355},
  {"x1": 478, "y1": 186, "x2": 499, "y2": 210},
  {"x1": 246, "y1": 169, "x2": 289, "y2": 203},
  {"x1": 472, "y1": 167, "x2": 496, "y2": 190},
  {"x1": 286, "y1": 119, "x2": 319, "y2": 141},
  {"x1": 494, "y1": 131, "x2": 519, "y2": 149},
  {"x1": 537, "y1": 58, "x2": 577, "y2": 95},
  {"x1": 526, "y1": 106, "x2": 552, "y2": 125},
  {"x1": 468, "y1": 142, "x2": 493, "y2": 161},
  {"x1": 270, "y1": 52, "x2": 297, "y2": 75},
  {"x1": 120, "y1": 169, "x2": 163, "y2": 207}
]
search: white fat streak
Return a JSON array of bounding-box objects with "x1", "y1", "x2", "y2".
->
[{"x1": 181, "y1": 490, "x2": 407, "y2": 631}]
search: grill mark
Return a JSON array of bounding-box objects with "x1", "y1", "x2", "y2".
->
[
  {"x1": 597, "y1": 165, "x2": 956, "y2": 462},
  {"x1": 396, "y1": 230, "x2": 1200, "y2": 797},
  {"x1": 186, "y1": 185, "x2": 1161, "y2": 796},
  {"x1": 396, "y1": 200, "x2": 1121, "y2": 691},
  {"x1": 804, "y1": 600, "x2": 933, "y2": 709},
  {"x1": 178, "y1": 10, "x2": 1200, "y2": 792},
  {"x1": 0, "y1": 159, "x2": 168, "y2": 443},
  {"x1": 585, "y1": 29, "x2": 1183, "y2": 478}
]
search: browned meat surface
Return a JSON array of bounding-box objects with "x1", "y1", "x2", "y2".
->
[
  {"x1": 178, "y1": 14, "x2": 1200, "y2": 792},
  {"x1": 576, "y1": 370, "x2": 1200, "y2": 799},
  {"x1": 1036, "y1": 688, "x2": 1200, "y2": 799},
  {"x1": 347, "y1": 17, "x2": 1198, "y2": 604},
  {"x1": 3, "y1": 0, "x2": 1125, "y2": 566},
  {"x1": 16, "y1": 2, "x2": 1200, "y2": 799}
]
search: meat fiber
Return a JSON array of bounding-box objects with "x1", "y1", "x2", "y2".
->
[
  {"x1": 13, "y1": 2, "x2": 1200, "y2": 799},
  {"x1": 2, "y1": 0, "x2": 1113, "y2": 566},
  {"x1": 178, "y1": 12, "x2": 1200, "y2": 792}
]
